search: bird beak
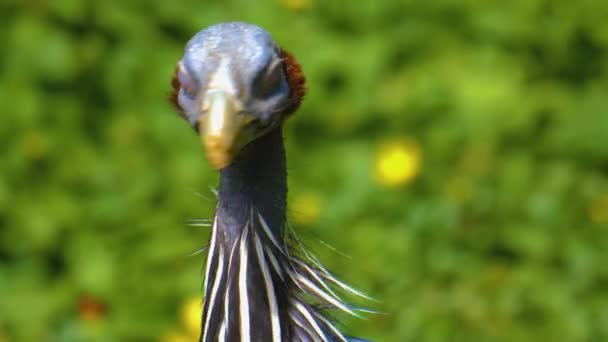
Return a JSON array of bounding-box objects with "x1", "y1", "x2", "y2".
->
[{"x1": 198, "y1": 91, "x2": 256, "y2": 170}]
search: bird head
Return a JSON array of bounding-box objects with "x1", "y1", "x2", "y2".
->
[{"x1": 170, "y1": 22, "x2": 306, "y2": 170}]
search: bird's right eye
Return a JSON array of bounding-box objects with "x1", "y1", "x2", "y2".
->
[
  {"x1": 251, "y1": 58, "x2": 284, "y2": 100},
  {"x1": 178, "y1": 63, "x2": 196, "y2": 99}
]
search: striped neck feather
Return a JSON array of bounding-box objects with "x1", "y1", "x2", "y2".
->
[{"x1": 201, "y1": 210, "x2": 369, "y2": 342}]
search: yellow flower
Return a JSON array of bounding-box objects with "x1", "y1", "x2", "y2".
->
[
  {"x1": 292, "y1": 192, "x2": 322, "y2": 226},
  {"x1": 589, "y1": 195, "x2": 608, "y2": 223},
  {"x1": 180, "y1": 296, "x2": 203, "y2": 337},
  {"x1": 280, "y1": 0, "x2": 312, "y2": 12},
  {"x1": 159, "y1": 330, "x2": 191, "y2": 342},
  {"x1": 374, "y1": 139, "x2": 421, "y2": 187}
]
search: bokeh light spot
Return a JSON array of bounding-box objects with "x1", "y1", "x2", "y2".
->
[
  {"x1": 280, "y1": 0, "x2": 312, "y2": 12},
  {"x1": 180, "y1": 296, "x2": 203, "y2": 337},
  {"x1": 77, "y1": 295, "x2": 106, "y2": 323},
  {"x1": 374, "y1": 139, "x2": 421, "y2": 187},
  {"x1": 292, "y1": 192, "x2": 322, "y2": 226},
  {"x1": 589, "y1": 195, "x2": 608, "y2": 223}
]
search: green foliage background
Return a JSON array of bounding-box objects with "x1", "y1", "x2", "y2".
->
[{"x1": 1, "y1": 0, "x2": 608, "y2": 341}]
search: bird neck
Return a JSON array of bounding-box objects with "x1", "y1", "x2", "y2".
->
[
  {"x1": 216, "y1": 126, "x2": 287, "y2": 239},
  {"x1": 201, "y1": 124, "x2": 362, "y2": 342}
]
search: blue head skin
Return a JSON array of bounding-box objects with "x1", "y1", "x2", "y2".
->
[{"x1": 174, "y1": 22, "x2": 294, "y2": 169}]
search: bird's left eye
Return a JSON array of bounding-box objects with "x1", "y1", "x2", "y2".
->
[
  {"x1": 178, "y1": 63, "x2": 196, "y2": 99},
  {"x1": 252, "y1": 58, "x2": 284, "y2": 99}
]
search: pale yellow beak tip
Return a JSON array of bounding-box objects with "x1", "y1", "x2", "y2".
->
[
  {"x1": 201, "y1": 133, "x2": 236, "y2": 170},
  {"x1": 206, "y1": 151, "x2": 233, "y2": 170}
]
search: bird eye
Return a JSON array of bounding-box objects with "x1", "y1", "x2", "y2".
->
[
  {"x1": 252, "y1": 58, "x2": 284, "y2": 99},
  {"x1": 178, "y1": 63, "x2": 197, "y2": 99}
]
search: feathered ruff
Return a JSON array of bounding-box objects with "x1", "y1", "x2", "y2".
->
[
  {"x1": 278, "y1": 48, "x2": 307, "y2": 116},
  {"x1": 169, "y1": 64, "x2": 186, "y2": 119}
]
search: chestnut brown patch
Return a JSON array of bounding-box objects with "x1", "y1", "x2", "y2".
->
[
  {"x1": 169, "y1": 64, "x2": 186, "y2": 119},
  {"x1": 279, "y1": 48, "x2": 307, "y2": 115}
]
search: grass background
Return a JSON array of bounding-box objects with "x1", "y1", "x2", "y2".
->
[{"x1": 1, "y1": 0, "x2": 608, "y2": 341}]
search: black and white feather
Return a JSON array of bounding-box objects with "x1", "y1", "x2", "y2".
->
[{"x1": 200, "y1": 208, "x2": 370, "y2": 342}]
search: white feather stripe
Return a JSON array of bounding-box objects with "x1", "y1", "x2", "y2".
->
[
  {"x1": 295, "y1": 273, "x2": 357, "y2": 317},
  {"x1": 253, "y1": 233, "x2": 282, "y2": 342},
  {"x1": 218, "y1": 321, "x2": 227, "y2": 342},
  {"x1": 238, "y1": 226, "x2": 251, "y2": 342},
  {"x1": 202, "y1": 244, "x2": 224, "y2": 342},
  {"x1": 190, "y1": 246, "x2": 208, "y2": 256},
  {"x1": 217, "y1": 236, "x2": 241, "y2": 340},
  {"x1": 311, "y1": 310, "x2": 348, "y2": 342},
  {"x1": 293, "y1": 239, "x2": 374, "y2": 301},
  {"x1": 202, "y1": 218, "x2": 218, "y2": 293},
  {"x1": 257, "y1": 213, "x2": 286, "y2": 254},
  {"x1": 284, "y1": 262, "x2": 307, "y2": 293},
  {"x1": 288, "y1": 312, "x2": 317, "y2": 342},
  {"x1": 188, "y1": 222, "x2": 212, "y2": 227},
  {"x1": 317, "y1": 271, "x2": 375, "y2": 301},
  {"x1": 294, "y1": 302, "x2": 329, "y2": 342},
  {"x1": 292, "y1": 258, "x2": 341, "y2": 301},
  {"x1": 264, "y1": 245, "x2": 284, "y2": 280}
]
